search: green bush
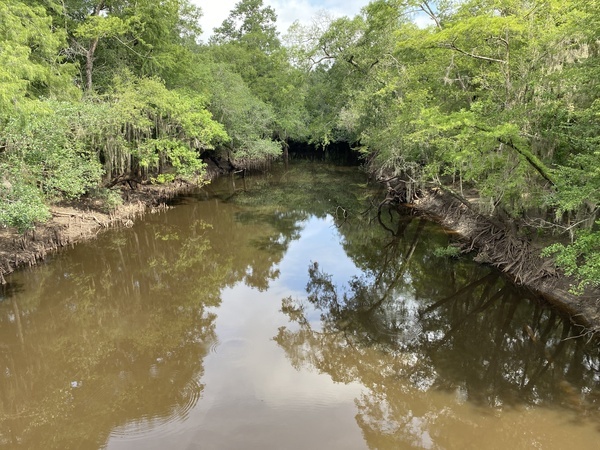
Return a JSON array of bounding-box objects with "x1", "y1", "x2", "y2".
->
[
  {"x1": 2, "y1": 102, "x2": 104, "y2": 201},
  {"x1": 542, "y1": 226, "x2": 600, "y2": 294},
  {"x1": 433, "y1": 245, "x2": 461, "y2": 259},
  {"x1": 0, "y1": 164, "x2": 51, "y2": 231}
]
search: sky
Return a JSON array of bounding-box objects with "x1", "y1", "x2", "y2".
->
[{"x1": 192, "y1": 0, "x2": 374, "y2": 42}]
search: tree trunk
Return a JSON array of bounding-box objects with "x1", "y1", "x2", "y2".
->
[
  {"x1": 85, "y1": 1, "x2": 105, "y2": 92},
  {"x1": 86, "y1": 37, "x2": 99, "y2": 92}
]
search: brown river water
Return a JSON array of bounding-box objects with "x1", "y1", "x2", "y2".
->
[{"x1": 1, "y1": 162, "x2": 599, "y2": 449}]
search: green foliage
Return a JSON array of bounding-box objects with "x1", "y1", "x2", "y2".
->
[
  {"x1": 0, "y1": 0, "x2": 290, "y2": 232},
  {"x1": 57, "y1": 0, "x2": 204, "y2": 90},
  {"x1": 0, "y1": 0, "x2": 76, "y2": 117},
  {"x1": 108, "y1": 73, "x2": 227, "y2": 180},
  {"x1": 206, "y1": 65, "x2": 280, "y2": 164},
  {"x1": 0, "y1": 72, "x2": 227, "y2": 230},
  {"x1": 152, "y1": 173, "x2": 176, "y2": 184},
  {"x1": 208, "y1": 0, "x2": 309, "y2": 152},
  {"x1": 0, "y1": 162, "x2": 51, "y2": 232},
  {"x1": 3, "y1": 0, "x2": 599, "y2": 297},
  {"x1": 211, "y1": 0, "x2": 280, "y2": 52},
  {"x1": 549, "y1": 152, "x2": 600, "y2": 219},
  {"x1": 90, "y1": 187, "x2": 124, "y2": 212},
  {"x1": 73, "y1": 14, "x2": 130, "y2": 40},
  {"x1": 2, "y1": 103, "x2": 104, "y2": 200},
  {"x1": 433, "y1": 245, "x2": 461, "y2": 259},
  {"x1": 542, "y1": 225, "x2": 600, "y2": 293},
  {"x1": 0, "y1": 100, "x2": 106, "y2": 230},
  {"x1": 286, "y1": 0, "x2": 600, "y2": 291}
]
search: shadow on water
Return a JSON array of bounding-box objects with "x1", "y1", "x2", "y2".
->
[
  {"x1": 0, "y1": 283, "x2": 24, "y2": 302},
  {"x1": 287, "y1": 140, "x2": 362, "y2": 166}
]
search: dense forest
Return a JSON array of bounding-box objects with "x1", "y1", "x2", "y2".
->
[{"x1": 1, "y1": 0, "x2": 599, "y2": 290}]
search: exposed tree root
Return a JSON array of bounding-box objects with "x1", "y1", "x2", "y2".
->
[
  {"x1": 0, "y1": 181, "x2": 194, "y2": 285},
  {"x1": 423, "y1": 192, "x2": 555, "y2": 285},
  {"x1": 380, "y1": 181, "x2": 600, "y2": 333}
]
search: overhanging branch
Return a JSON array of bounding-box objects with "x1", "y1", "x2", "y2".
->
[{"x1": 443, "y1": 38, "x2": 507, "y2": 64}]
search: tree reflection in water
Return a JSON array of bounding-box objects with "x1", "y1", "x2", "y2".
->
[
  {"x1": 0, "y1": 162, "x2": 371, "y2": 449},
  {"x1": 3, "y1": 163, "x2": 600, "y2": 448},
  {"x1": 276, "y1": 212, "x2": 600, "y2": 448},
  {"x1": 0, "y1": 219, "x2": 224, "y2": 449}
]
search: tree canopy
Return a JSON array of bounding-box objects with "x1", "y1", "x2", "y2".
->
[
  {"x1": 285, "y1": 0, "x2": 600, "y2": 291},
  {"x1": 1, "y1": 0, "x2": 599, "y2": 290}
]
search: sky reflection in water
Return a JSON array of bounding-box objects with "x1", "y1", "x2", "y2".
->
[{"x1": 2, "y1": 163, "x2": 600, "y2": 450}]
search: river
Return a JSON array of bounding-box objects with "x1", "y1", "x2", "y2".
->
[{"x1": 1, "y1": 162, "x2": 599, "y2": 449}]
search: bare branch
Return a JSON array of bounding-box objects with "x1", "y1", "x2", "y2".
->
[
  {"x1": 309, "y1": 54, "x2": 335, "y2": 69},
  {"x1": 420, "y1": 1, "x2": 442, "y2": 30},
  {"x1": 443, "y1": 38, "x2": 507, "y2": 64}
]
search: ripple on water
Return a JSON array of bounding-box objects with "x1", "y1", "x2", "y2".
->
[
  {"x1": 108, "y1": 376, "x2": 203, "y2": 442},
  {"x1": 208, "y1": 338, "x2": 220, "y2": 354},
  {"x1": 218, "y1": 338, "x2": 247, "y2": 354}
]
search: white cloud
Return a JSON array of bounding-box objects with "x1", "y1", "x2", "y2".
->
[
  {"x1": 192, "y1": 0, "x2": 372, "y2": 42},
  {"x1": 266, "y1": 0, "x2": 371, "y2": 36}
]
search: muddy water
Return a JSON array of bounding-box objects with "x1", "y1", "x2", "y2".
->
[{"x1": 1, "y1": 162, "x2": 599, "y2": 449}]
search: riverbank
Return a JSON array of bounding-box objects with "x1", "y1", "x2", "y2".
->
[
  {"x1": 0, "y1": 153, "x2": 246, "y2": 284},
  {"x1": 411, "y1": 187, "x2": 600, "y2": 334},
  {"x1": 0, "y1": 180, "x2": 198, "y2": 285},
  {"x1": 3, "y1": 163, "x2": 600, "y2": 335}
]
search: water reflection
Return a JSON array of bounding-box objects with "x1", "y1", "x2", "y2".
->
[
  {"x1": 276, "y1": 210, "x2": 600, "y2": 448},
  {"x1": 0, "y1": 219, "x2": 224, "y2": 448},
  {"x1": 0, "y1": 163, "x2": 369, "y2": 449},
  {"x1": 1, "y1": 162, "x2": 600, "y2": 449},
  {"x1": 0, "y1": 197, "x2": 307, "y2": 449}
]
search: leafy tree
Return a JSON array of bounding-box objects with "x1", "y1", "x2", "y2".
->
[
  {"x1": 71, "y1": 1, "x2": 131, "y2": 91},
  {"x1": 0, "y1": 1, "x2": 76, "y2": 117},
  {"x1": 210, "y1": 0, "x2": 279, "y2": 53},
  {"x1": 105, "y1": 73, "x2": 228, "y2": 181},
  {"x1": 192, "y1": 64, "x2": 279, "y2": 167},
  {"x1": 55, "y1": 0, "x2": 203, "y2": 92},
  {"x1": 290, "y1": 0, "x2": 600, "y2": 290},
  {"x1": 207, "y1": 0, "x2": 310, "y2": 163},
  {"x1": 543, "y1": 225, "x2": 600, "y2": 293}
]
